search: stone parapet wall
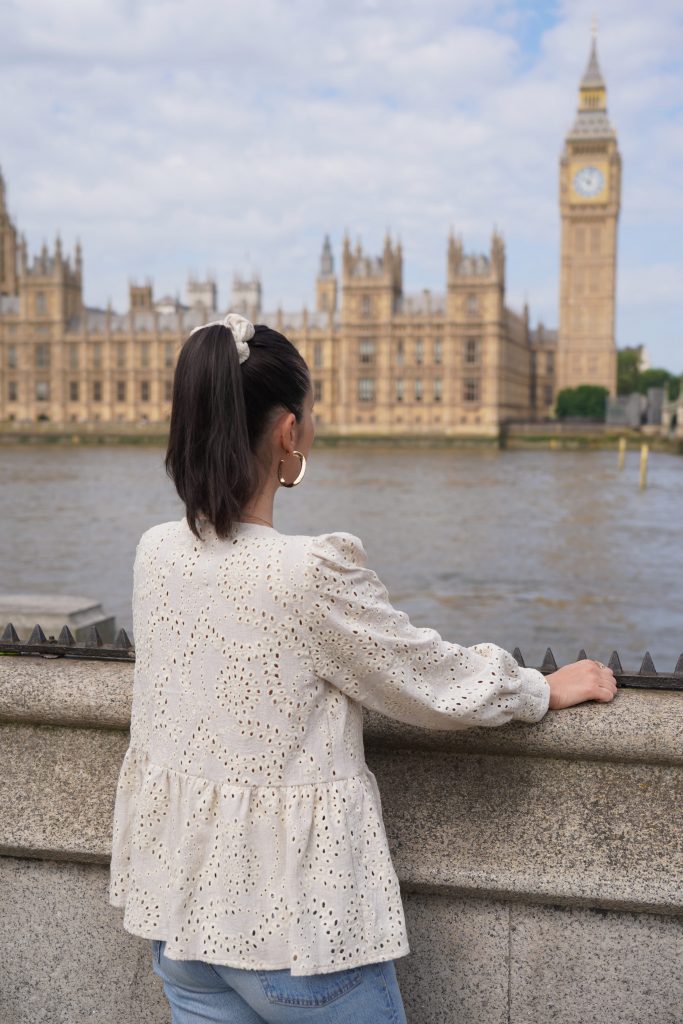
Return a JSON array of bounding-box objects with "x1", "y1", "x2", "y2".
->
[{"x1": 1, "y1": 658, "x2": 681, "y2": 1023}]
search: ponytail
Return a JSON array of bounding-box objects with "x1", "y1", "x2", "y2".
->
[{"x1": 165, "y1": 324, "x2": 310, "y2": 540}]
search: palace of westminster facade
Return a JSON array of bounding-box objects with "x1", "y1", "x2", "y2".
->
[{"x1": 0, "y1": 37, "x2": 620, "y2": 437}]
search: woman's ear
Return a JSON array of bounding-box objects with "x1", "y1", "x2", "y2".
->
[{"x1": 278, "y1": 410, "x2": 297, "y2": 452}]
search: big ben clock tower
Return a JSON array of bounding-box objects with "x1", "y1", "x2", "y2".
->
[{"x1": 557, "y1": 30, "x2": 621, "y2": 397}]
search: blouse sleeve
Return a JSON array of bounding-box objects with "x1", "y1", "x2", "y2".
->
[{"x1": 305, "y1": 531, "x2": 550, "y2": 730}]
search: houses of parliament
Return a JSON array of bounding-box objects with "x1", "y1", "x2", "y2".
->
[{"x1": 0, "y1": 36, "x2": 620, "y2": 437}]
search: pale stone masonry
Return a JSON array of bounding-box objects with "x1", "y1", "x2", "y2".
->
[
  {"x1": 0, "y1": 657, "x2": 681, "y2": 1023},
  {"x1": 557, "y1": 32, "x2": 621, "y2": 397},
  {"x1": 0, "y1": 36, "x2": 620, "y2": 435}
]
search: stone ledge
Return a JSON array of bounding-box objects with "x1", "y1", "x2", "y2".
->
[
  {"x1": 2, "y1": 722, "x2": 681, "y2": 918},
  {"x1": 0, "y1": 658, "x2": 132, "y2": 729},
  {"x1": 1, "y1": 658, "x2": 681, "y2": 766},
  {"x1": 363, "y1": 691, "x2": 683, "y2": 766}
]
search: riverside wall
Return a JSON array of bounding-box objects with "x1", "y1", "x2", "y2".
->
[{"x1": 0, "y1": 656, "x2": 681, "y2": 1024}]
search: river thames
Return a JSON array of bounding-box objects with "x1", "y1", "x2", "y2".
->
[{"x1": 1, "y1": 444, "x2": 682, "y2": 671}]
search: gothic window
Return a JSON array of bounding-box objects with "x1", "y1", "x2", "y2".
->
[
  {"x1": 140, "y1": 343, "x2": 150, "y2": 369},
  {"x1": 544, "y1": 384, "x2": 554, "y2": 405},
  {"x1": 141, "y1": 380, "x2": 150, "y2": 402},
  {"x1": 7, "y1": 345, "x2": 17, "y2": 369},
  {"x1": 396, "y1": 340, "x2": 404, "y2": 367},
  {"x1": 69, "y1": 344, "x2": 79, "y2": 371},
  {"x1": 590, "y1": 226, "x2": 601, "y2": 255},
  {"x1": 35, "y1": 343, "x2": 49, "y2": 369},
  {"x1": 360, "y1": 295, "x2": 372, "y2": 318},
  {"x1": 415, "y1": 378, "x2": 423, "y2": 402},
  {"x1": 8, "y1": 381, "x2": 17, "y2": 401},
  {"x1": 69, "y1": 381, "x2": 79, "y2": 402},
  {"x1": 575, "y1": 226, "x2": 586, "y2": 254},
  {"x1": 574, "y1": 267, "x2": 584, "y2": 295},
  {"x1": 434, "y1": 378, "x2": 442, "y2": 402},
  {"x1": 35, "y1": 380, "x2": 49, "y2": 401},
  {"x1": 358, "y1": 377, "x2": 375, "y2": 402},
  {"x1": 164, "y1": 343, "x2": 175, "y2": 368},
  {"x1": 359, "y1": 338, "x2": 375, "y2": 365},
  {"x1": 466, "y1": 293, "x2": 478, "y2": 315},
  {"x1": 313, "y1": 379, "x2": 323, "y2": 402},
  {"x1": 434, "y1": 339, "x2": 443, "y2": 365},
  {"x1": 465, "y1": 338, "x2": 480, "y2": 364},
  {"x1": 93, "y1": 381, "x2": 102, "y2": 402},
  {"x1": 546, "y1": 352, "x2": 555, "y2": 374},
  {"x1": 116, "y1": 381, "x2": 126, "y2": 402},
  {"x1": 35, "y1": 292, "x2": 46, "y2": 315},
  {"x1": 116, "y1": 344, "x2": 126, "y2": 370},
  {"x1": 463, "y1": 378, "x2": 480, "y2": 403},
  {"x1": 414, "y1": 339, "x2": 424, "y2": 365},
  {"x1": 313, "y1": 342, "x2": 323, "y2": 369},
  {"x1": 395, "y1": 379, "x2": 404, "y2": 402},
  {"x1": 164, "y1": 379, "x2": 173, "y2": 402},
  {"x1": 92, "y1": 343, "x2": 102, "y2": 370}
]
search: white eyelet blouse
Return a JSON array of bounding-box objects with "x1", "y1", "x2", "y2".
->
[{"x1": 109, "y1": 518, "x2": 550, "y2": 976}]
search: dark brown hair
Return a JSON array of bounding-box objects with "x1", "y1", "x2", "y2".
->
[{"x1": 165, "y1": 323, "x2": 310, "y2": 540}]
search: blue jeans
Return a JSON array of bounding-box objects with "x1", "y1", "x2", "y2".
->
[{"x1": 151, "y1": 940, "x2": 408, "y2": 1023}]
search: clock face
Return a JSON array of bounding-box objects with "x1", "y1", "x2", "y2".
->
[{"x1": 573, "y1": 165, "x2": 605, "y2": 198}]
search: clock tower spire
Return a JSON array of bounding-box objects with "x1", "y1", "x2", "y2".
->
[{"x1": 556, "y1": 29, "x2": 621, "y2": 398}]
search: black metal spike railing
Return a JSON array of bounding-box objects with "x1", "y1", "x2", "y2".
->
[
  {"x1": 0, "y1": 622, "x2": 682, "y2": 689},
  {"x1": 511, "y1": 647, "x2": 683, "y2": 692},
  {"x1": 0, "y1": 622, "x2": 134, "y2": 662}
]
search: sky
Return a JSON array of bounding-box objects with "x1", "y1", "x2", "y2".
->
[{"x1": 1, "y1": 0, "x2": 681, "y2": 371}]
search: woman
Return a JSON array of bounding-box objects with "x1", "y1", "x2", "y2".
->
[{"x1": 109, "y1": 313, "x2": 617, "y2": 1024}]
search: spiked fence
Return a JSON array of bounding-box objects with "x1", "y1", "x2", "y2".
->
[
  {"x1": 0, "y1": 620, "x2": 681, "y2": 690},
  {"x1": 0, "y1": 622, "x2": 134, "y2": 662},
  {"x1": 511, "y1": 646, "x2": 683, "y2": 692}
]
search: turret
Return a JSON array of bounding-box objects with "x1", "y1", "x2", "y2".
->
[
  {"x1": 491, "y1": 228, "x2": 505, "y2": 283},
  {"x1": 340, "y1": 232, "x2": 402, "y2": 322},
  {"x1": 446, "y1": 229, "x2": 504, "y2": 321},
  {"x1": 230, "y1": 273, "x2": 262, "y2": 322},
  {"x1": 129, "y1": 280, "x2": 154, "y2": 310},
  {"x1": 0, "y1": 163, "x2": 19, "y2": 296},
  {"x1": 316, "y1": 235, "x2": 337, "y2": 315}
]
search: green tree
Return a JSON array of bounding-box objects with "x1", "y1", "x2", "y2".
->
[
  {"x1": 637, "y1": 368, "x2": 680, "y2": 400},
  {"x1": 617, "y1": 347, "x2": 640, "y2": 395},
  {"x1": 617, "y1": 348, "x2": 681, "y2": 400},
  {"x1": 555, "y1": 385, "x2": 609, "y2": 421}
]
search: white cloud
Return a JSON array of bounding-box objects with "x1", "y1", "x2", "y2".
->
[{"x1": 1, "y1": 0, "x2": 681, "y2": 369}]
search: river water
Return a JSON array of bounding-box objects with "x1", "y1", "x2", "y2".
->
[{"x1": 1, "y1": 444, "x2": 682, "y2": 672}]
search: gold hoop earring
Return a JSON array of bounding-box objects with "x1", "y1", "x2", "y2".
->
[{"x1": 277, "y1": 450, "x2": 306, "y2": 487}]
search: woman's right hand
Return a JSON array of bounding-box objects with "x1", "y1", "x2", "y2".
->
[{"x1": 545, "y1": 660, "x2": 618, "y2": 710}]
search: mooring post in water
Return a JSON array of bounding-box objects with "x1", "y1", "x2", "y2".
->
[
  {"x1": 639, "y1": 443, "x2": 649, "y2": 489},
  {"x1": 618, "y1": 436, "x2": 626, "y2": 470}
]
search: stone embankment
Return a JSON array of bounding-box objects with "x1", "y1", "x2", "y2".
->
[{"x1": 0, "y1": 655, "x2": 681, "y2": 1023}]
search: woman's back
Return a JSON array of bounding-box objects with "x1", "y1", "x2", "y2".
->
[
  {"x1": 127, "y1": 518, "x2": 367, "y2": 787},
  {"x1": 110, "y1": 518, "x2": 410, "y2": 977}
]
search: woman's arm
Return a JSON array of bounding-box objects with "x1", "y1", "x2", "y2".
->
[{"x1": 305, "y1": 532, "x2": 551, "y2": 730}]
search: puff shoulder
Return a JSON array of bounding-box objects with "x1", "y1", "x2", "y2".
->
[{"x1": 308, "y1": 530, "x2": 368, "y2": 569}]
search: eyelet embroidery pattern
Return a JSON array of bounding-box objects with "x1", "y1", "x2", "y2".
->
[{"x1": 109, "y1": 519, "x2": 549, "y2": 976}]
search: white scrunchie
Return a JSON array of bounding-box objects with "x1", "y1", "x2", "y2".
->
[{"x1": 190, "y1": 312, "x2": 255, "y2": 364}]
